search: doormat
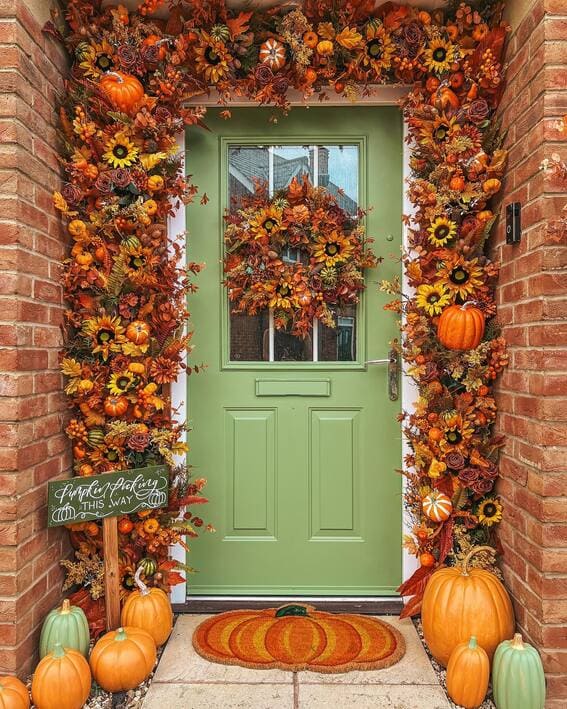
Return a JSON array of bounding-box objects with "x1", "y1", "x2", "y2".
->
[{"x1": 192, "y1": 604, "x2": 405, "y2": 673}]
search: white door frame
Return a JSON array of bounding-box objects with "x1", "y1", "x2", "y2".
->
[{"x1": 168, "y1": 88, "x2": 418, "y2": 604}]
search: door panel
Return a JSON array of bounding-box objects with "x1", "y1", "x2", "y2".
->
[
  {"x1": 310, "y1": 409, "x2": 360, "y2": 538},
  {"x1": 186, "y1": 107, "x2": 402, "y2": 596},
  {"x1": 226, "y1": 409, "x2": 276, "y2": 537}
]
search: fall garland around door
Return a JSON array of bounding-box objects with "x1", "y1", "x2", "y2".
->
[{"x1": 48, "y1": 0, "x2": 509, "y2": 623}]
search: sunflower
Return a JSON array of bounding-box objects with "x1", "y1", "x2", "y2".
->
[
  {"x1": 108, "y1": 371, "x2": 136, "y2": 395},
  {"x1": 194, "y1": 32, "x2": 232, "y2": 83},
  {"x1": 439, "y1": 414, "x2": 474, "y2": 454},
  {"x1": 438, "y1": 255, "x2": 484, "y2": 299},
  {"x1": 415, "y1": 283, "x2": 451, "y2": 315},
  {"x1": 477, "y1": 498, "x2": 503, "y2": 527},
  {"x1": 249, "y1": 206, "x2": 284, "y2": 240},
  {"x1": 79, "y1": 39, "x2": 115, "y2": 77},
  {"x1": 103, "y1": 133, "x2": 139, "y2": 169},
  {"x1": 428, "y1": 217, "x2": 457, "y2": 247},
  {"x1": 423, "y1": 37, "x2": 457, "y2": 74},
  {"x1": 313, "y1": 231, "x2": 354, "y2": 267},
  {"x1": 82, "y1": 315, "x2": 125, "y2": 360},
  {"x1": 269, "y1": 280, "x2": 296, "y2": 310},
  {"x1": 419, "y1": 115, "x2": 458, "y2": 152},
  {"x1": 358, "y1": 23, "x2": 395, "y2": 76}
]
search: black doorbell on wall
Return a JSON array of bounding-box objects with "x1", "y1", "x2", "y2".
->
[{"x1": 506, "y1": 202, "x2": 521, "y2": 244}]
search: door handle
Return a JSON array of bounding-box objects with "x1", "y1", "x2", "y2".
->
[{"x1": 365, "y1": 349, "x2": 399, "y2": 401}]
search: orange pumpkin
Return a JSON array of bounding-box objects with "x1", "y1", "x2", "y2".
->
[
  {"x1": 303, "y1": 31, "x2": 319, "y2": 48},
  {"x1": 31, "y1": 643, "x2": 91, "y2": 709},
  {"x1": 420, "y1": 552, "x2": 436, "y2": 568},
  {"x1": 446, "y1": 636, "x2": 490, "y2": 709},
  {"x1": 99, "y1": 71, "x2": 145, "y2": 115},
  {"x1": 90, "y1": 626, "x2": 156, "y2": 692},
  {"x1": 125, "y1": 320, "x2": 150, "y2": 345},
  {"x1": 193, "y1": 604, "x2": 404, "y2": 671},
  {"x1": 422, "y1": 492, "x2": 452, "y2": 522},
  {"x1": 428, "y1": 427, "x2": 443, "y2": 442},
  {"x1": 0, "y1": 676, "x2": 29, "y2": 709},
  {"x1": 104, "y1": 395, "x2": 129, "y2": 417},
  {"x1": 121, "y1": 568, "x2": 173, "y2": 646},
  {"x1": 437, "y1": 303, "x2": 485, "y2": 351},
  {"x1": 422, "y1": 546, "x2": 515, "y2": 667},
  {"x1": 258, "y1": 38, "x2": 286, "y2": 71},
  {"x1": 118, "y1": 517, "x2": 134, "y2": 534},
  {"x1": 304, "y1": 67, "x2": 318, "y2": 84}
]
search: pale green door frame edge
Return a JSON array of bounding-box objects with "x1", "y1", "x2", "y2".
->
[{"x1": 166, "y1": 90, "x2": 419, "y2": 605}]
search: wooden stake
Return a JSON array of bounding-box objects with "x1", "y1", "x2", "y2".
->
[{"x1": 103, "y1": 516, "x2": 121, "y2": 630}]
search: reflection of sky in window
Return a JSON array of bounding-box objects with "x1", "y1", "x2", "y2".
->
[{"x1": 272, "y1": 145, "x2": 358, "y2": 202}]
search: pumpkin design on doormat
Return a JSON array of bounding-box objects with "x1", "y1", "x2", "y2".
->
[{"x1": 192, "y1": 605, "x2": 405, "y2": 672}]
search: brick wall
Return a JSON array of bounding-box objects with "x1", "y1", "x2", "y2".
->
[
  {"x1": 493, "y1": 0, "x2": 567, "y2": 705},
  {"x1": 0, "y1": 0, "x2": 69, "y2": 677}
]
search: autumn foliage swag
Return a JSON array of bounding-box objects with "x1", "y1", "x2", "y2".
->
[{"x1": 48, "y1": 0, "x2": 508, "y2": 623}]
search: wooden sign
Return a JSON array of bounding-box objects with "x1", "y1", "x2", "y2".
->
[
  {"x1": 47, "y1": 465, "x2": 169, "y2": 527},
  {"x1": 48, "y1": 465, "x2": 169, "y2": 630}
]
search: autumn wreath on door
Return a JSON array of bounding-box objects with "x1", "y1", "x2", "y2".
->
[{"x1": 224, "y1": 177, "x2": 378, "y2": 337}]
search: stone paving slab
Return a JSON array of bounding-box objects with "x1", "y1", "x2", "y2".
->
[{"x1": 143, "y1": 613, "x2": 449, "y2": 709}]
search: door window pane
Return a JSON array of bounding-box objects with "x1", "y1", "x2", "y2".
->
[
  {"x1": 318, "y1": 306, "x2": 357, "y2": 362},
  {"x1": 227, "y1": 143, "x2": 360, "y2": 363}
]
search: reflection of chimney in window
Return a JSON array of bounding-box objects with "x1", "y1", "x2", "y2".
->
[{"x1": 319, "y1": 146, "x2": 329, "y2": 187}]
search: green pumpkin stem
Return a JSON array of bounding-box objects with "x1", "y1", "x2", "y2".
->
[
  {"x1": 52, "y1": 642, "x2": 66, "y2": 658},
  {"x1": 469, "y1": 636, "x2": 478, "y2": 649},
  {"x1": 115, "y1": 627, "x2": 127, "y2": 641},
  {"x1": 61, "y1": 599, "x2": 71, "y2": 614},
  {"x1": 511, "y1": 633, "x2": 524, "y2": 649},
  {"x1": 134, "y1": 565, "x2": 150, "y2": 596},
  {"x1": 275, "y1": 604, "x2": 309, "y2": 618}
]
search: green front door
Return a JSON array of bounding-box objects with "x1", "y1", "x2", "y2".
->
[{"x1": 186, "y1": 107, "x2": 402, "y2": 596}]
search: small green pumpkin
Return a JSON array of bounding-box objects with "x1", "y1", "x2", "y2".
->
[
  {"x1": 138, "y1": 556, "x2": 157, "y2": 577},
  {"x1": 39, "y1": 599, "x2": 90, "y2": 659},
  {"x1": 492, "y1": 633, "x2": 545, "y2": 709}
]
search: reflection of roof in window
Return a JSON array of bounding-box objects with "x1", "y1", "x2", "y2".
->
[{"x1": 229, "y1": 148, "x2": 357, "y2": 214}]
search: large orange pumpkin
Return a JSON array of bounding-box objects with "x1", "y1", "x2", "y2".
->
[
  {"x1": 446, "y1": 636, "x2": 490, "y2": 709},
  {"x1": 0, "y1": 676, "x2": 30, "y2": 709},
  {"x1": 31, "y1": 643, "x2": 91, "y2": 709},
  {"x1": 437, "y1": 303, "x2": 485, "y2": 350},
  {"x1": 121, "y1": 567, "x2": 173, "y2": 646},
  {"x1": 99, "y1": 71, "x2": 144, "y2": 114},
  {"x1": 193, "y1": 604, "x2": 404, "y2": 672},
  {"x1": 90, "y1": 626, "x2": 156, "y2": 692},
  {"x1": 422, "y1": 546, "x2": 515, "y2": 667}
]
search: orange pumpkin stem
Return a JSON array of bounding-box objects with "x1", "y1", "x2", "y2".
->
[
  {"x1": 134, "y1": 565, "x2": 151, "y2": 596},
  {"x1": 469, "y1": 636, "x2": 478, "y2": 649},
  {"x1": 115, "y1": 627, "x2": 127, "y2": 641},
  {"x1": 461, "y1": 545, "x2": 496, "y2": 576}
]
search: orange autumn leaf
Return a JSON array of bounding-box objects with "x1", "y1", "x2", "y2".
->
[
  {"x1": 335, "y1": 27, "x2": 363, "y2": 50},
  {"x1": 200, "y1": 193, "x2": 209, "y2": 205},
  {"x1": 227, "y1": 11, "x2": 253, "y2": 38}
]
